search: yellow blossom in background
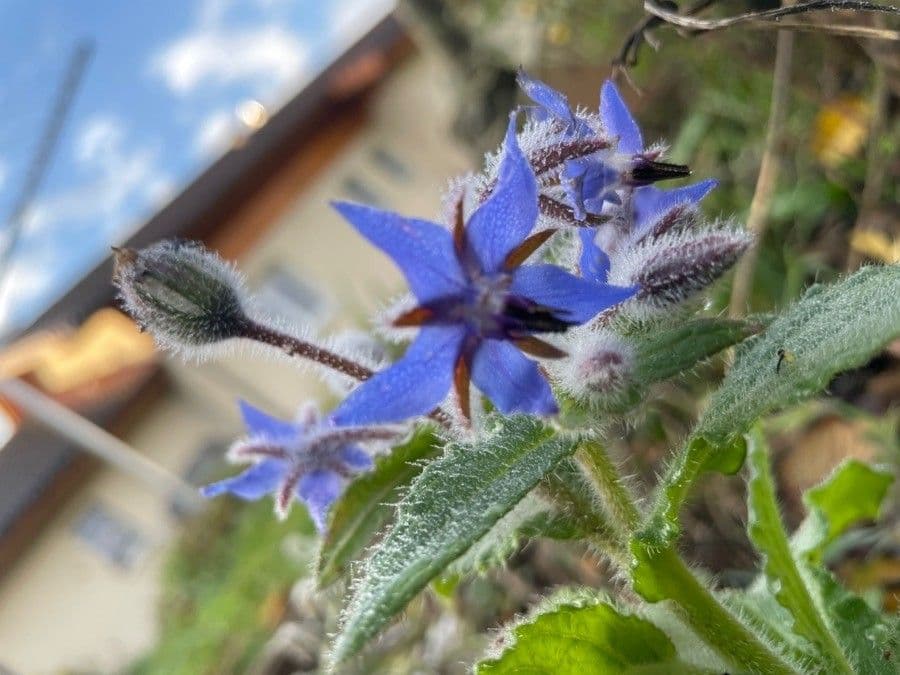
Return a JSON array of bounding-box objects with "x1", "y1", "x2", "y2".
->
[
  {"x1": 851, "y1": 230, "x2": 900, "y2": 264},
  {"x1": 811, "y1": 96, "x2": 870, "y2": 168}
]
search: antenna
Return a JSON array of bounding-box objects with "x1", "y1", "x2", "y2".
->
[{"x1": 0, "y1": 40, "x2": 94, "y2": 314}]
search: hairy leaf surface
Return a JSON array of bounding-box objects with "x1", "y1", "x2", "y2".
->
[
  {"x1": 317, "y1": 430, "x2": 438, "y2": 587},
  {"x1": 477, "y1": 593, "x2": 713, "y2": 674},
  {"x1": 331, "y1": 415, "x2": 580, "y2": 663}
]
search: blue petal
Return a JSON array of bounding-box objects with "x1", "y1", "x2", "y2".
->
[
  {"x1": 340, "y1": 445, "x2": 374, "y2": 472},
  {"x1": 470, "y1": 339, "x2": 557, "y2": 415},
  {"x1": 511, "y1": 264, "x2": 637, "y2": 324},
  {"x1": 331, "y1": 325, "x2": 466, "y2": 425},
  {"x1": 298, "y1": 469, "x2": 344, "y2": 531},
  {"x1": 633, "y1": 179, "x2": 718, "y2": 235},
  {"x1": 465, "y1": 117, "x2": 539, "y2": 273},
  {"x1": 600, "y1": 80, "x2": 643, "y2": 155},
  {"x1": 517, "y1": 69, "x2": 575, "y2": 128},
  {"x1": 332, "y1": 202, "x2": 466, "y2": 303},
  {"x1": 578, "y1": 229, "x2": 611, "y2": 283},
  {"x1": 562, "y1": 157, "x2": 619, "y2": 220},
  {"x1": 201, "y1": 459, "x2": 285, "y2": 501},
  {"x1": 237, "y1": 400, "x2": 297, "y2": 440}
]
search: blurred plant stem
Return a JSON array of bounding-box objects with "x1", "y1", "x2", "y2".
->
[
  {"x1": 729, "y1": 26, "x2": 795, "y2": 318},
  {"x1": 846, "y1": 59, "x2": 889, "y2": 271}
]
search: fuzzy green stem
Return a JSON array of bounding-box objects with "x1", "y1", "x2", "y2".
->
[
  {"x1": 541, "y1": 466, "x2": 629, "y2": 570},
  {"x1": 638, "y1": 547, "x2": 797, "y2": 675},
  {"x1": 576, "y1": 439, "x2": 640, "y2": 537}
]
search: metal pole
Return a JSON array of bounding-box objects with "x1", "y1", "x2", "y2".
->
[
  {"x1": 0, "y1": 377, "x2": 203, "y2": 511},
  {"x1": 0, "y1": 41, "x2": 94, "y2": 298}
]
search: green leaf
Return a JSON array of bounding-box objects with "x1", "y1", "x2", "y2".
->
[
  {"x1": 642, "y1": 265, "x2": 900, "y2": 549},
  {"x1": 330, "y1": 415, "x2": 581, "y2": 664},
  {"x1": 699, "y1": 265, "x2": 900, "y2": 442},
  {"x1": 806, "y1": 566, "x2": 899, "y2": 675},
  {"x1": 632, "y1": 317, "x2": 763, "y2": 383},
  {"x1": 447, "y1": 494, "x2": 580, "y2": 577},
  {"x1": 629, "y1": 546, "x2": 797, "y2": 675},
  {"x1": 317, "y1": 430, "x2": 438, "y2": 587},
  {"x1": 800, "y1": 459, "x2": 894, "y2": 559},
  {"x1": 746, "y1": 426, "x2": 853, "y2": 673},
  {"x1": 786, "y1": 459, "x2": 898, "y2": 673},
  {"x1": 477, "y1": 591, "x2": 713, "y2": 675},
  {"x1": 723, "y1": 588, "x2": 821, "y2": 668},
  {"x1": 744, "y1": 440, "x2": 897, "y2": 674}
]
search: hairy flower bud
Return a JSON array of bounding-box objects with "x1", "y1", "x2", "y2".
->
[
  {"x1": 608, "y1": 226, "x2": 752, "y2": 317},
  {"x1": 112, "y1": 239, "x2": 250, "y2": 350},
  {"x1": 551, "y1": 330, "x2": 637, "y2": 409}
]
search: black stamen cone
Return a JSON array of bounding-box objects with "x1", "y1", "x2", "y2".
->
[{"x1": 630, "y1": 159, "x2": 691, "y2": 185}]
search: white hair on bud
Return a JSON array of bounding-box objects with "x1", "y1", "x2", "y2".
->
[
  {"x1": 608, "y1": 222, "x2": 753, "y2": 319},
  {"x1": 113, "y1": 239, "x2": 261, "y2": 365},
  {"x1": 549, "y1": 328, "x2": 635, "y2": 407}
]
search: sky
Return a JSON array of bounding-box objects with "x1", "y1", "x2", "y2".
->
[{"x1": 0, "y1": 0, "x2": 393, "y2": 338}]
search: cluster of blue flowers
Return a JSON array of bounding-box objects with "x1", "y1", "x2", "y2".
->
[{"x1": 118, "y1": 74, "x2": 749, "y2": 529}]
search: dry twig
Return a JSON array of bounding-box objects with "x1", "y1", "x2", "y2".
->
[
  {"x1": 644, "y1": 0, "x2": 899, "y2": 39},
  {"x1": 729, "y1": 28, "x2": 796, "y2": 318},
  {"x1": 846, "y1": 61, "x2": 891, "y2": 270}
]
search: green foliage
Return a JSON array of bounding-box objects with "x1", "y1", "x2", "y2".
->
[
  {"x1": 562, "y1": 317, "x2": 760, "y2": 417},
  {"x1": 129, "y1": 500, "x2": 314, "y2": 675},
  {"x1": 330, "y1": 415, "x2": 581, "y2": 664},
  {"x1": 747, "y1": 431, "x2": 898, "y2": 674},
  {"x1": 447, "y1": 494, "x2": 581, "y2": 577},
  {"x1": 317, "y1": 429, "x2": 439, "y2": 587},
  {"x1": 699, "y1": 265, "x2": 900, "y2": 442},
  {"x1": 630, "y1": 317, "x2": 762, "y2": 384},
  {"x1": 476, "y1": 592, "x2": 711, "y2": 674},
  {"x1": 642, "y1": 265, "x2": 900, "y2": 549},
  {"x1": 746, "y1": 427, "x2": 855, "y2": 673},
  {"x1": 636, "y1": 434, "x2": 747, "y2": 548},
  {"x1": 630, "y1": 545, "x2": 797, "y2": 674},
  {"x1": 800, "y1": 459, "x2": 894, "y2": 561}
]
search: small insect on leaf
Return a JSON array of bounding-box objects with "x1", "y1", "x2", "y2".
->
[{"x1": 775, "y1": 348, "x2": 796, "y2": 374}]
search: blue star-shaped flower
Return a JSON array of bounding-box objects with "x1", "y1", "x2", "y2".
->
[
  {"x1": 330, "y1": 117, "x2": 636, "y2": 424},
  {"x1": 518, "y1": 73, "x2": 690, "y2": 221},
  {"x1": 202, "y1": 400, "x2": 400, "y2": 530}
]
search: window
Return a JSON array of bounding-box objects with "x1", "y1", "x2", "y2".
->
[{"x1": 72, "y1": 502, "x2": 149, "y2": 570}]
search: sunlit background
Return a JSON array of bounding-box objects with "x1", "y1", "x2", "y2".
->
[
  {"x1": 0, "y1": 1, "x2": 897, "y2": 673},
  {"x1": 0, "y1": 0, "x2": 392, "y2": 337}
]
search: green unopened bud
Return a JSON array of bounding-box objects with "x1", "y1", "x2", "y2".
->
[{"x1": 112, "y1": 239, "x2": 250, "y2": 351}]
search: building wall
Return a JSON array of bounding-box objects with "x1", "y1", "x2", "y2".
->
[{"x1": 0, "y1": 52, "x2": 470, "y2": 674}]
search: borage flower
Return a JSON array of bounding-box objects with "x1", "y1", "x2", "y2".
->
[
  {"x1": 577, "y1": 181, "x2": 751, "y2": 317},
  {"x1": 331, "y1": 117, "x2": 636, "y2": 424},
  {"x1": 578, "y1": 179, "x2": 719, "y2": 282},
  {"x1": 517, "y1": 71, "x2": 690, "y2": 222},
  {"x1": 202, "y1": 400, "x2": 402, "y2": 530}
]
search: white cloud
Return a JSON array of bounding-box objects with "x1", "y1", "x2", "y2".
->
[
  {"x1": 0, "y1": 115, "x2": 175, "y2": 335},
  {"x1": 24, "y1": 115, "x2": 166, "y2": 239},
  {"x1": 0, "y1": 248, "x2": 67, "y2": 335},
  {"x1": 193, "y1": 109, "x2": 236, "y2": 156},
  {"x1": 151, "y1": 23, "x2": 309, "y2": 96},
  {"x1": 75, "y1": 115, "x2": 125, "y2": 164}
]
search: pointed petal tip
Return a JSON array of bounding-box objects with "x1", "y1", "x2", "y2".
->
[
  {"x1": 600, "y1": 79, "x2": 643, "y2": 155},
  {"x1": 199, "y1": 484, "x2": 221, "y2": 499}
]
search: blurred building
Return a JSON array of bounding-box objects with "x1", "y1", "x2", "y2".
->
[{"x1": 0, "y1": 16, "x2": 470, "y2": 673}]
